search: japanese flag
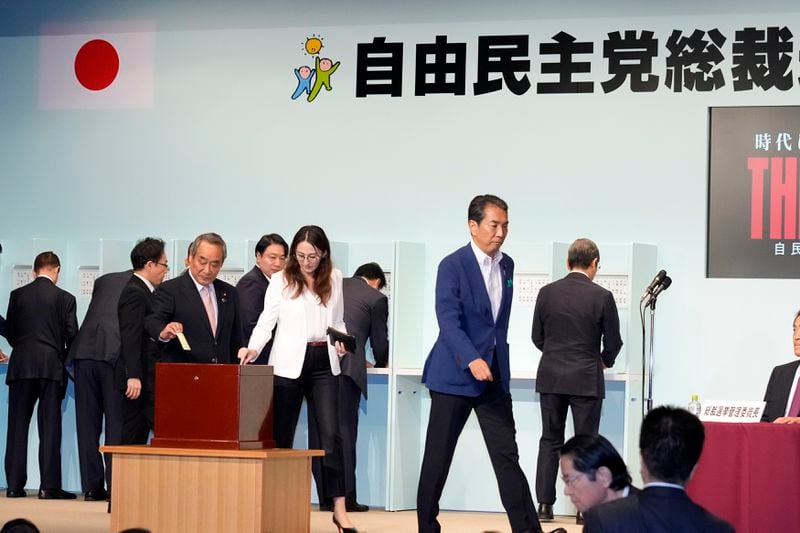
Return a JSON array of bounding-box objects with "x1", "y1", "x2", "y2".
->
[{"x1": 39, "y1": 21, "x2": 155, "y2": 109}]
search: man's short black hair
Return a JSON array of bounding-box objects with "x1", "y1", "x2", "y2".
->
[
  {"x1": 130, "y1": 238, "x2": 166, "y2": 270},
  {"x1": 468, "y1": 194, "x2": 508, "y2": 224},
  {"x1": 560, "y1": 434, "x2": 632, "y2": 490},
  {"x1": 353, "y1": 262, "x2": 386, "y2": 289},
  {"x1": 1, "y1": 518, "x2": 40, "y2": 533},
  {"x1": 255, "y1": 233, "x2": 288, "y2": 257},
  {"x1": 640, "y1": 406, "x2": 705, "y2": 485},
  {"x1": 33, "y1": 251, "x2": 60, "y2": 273},
  {"x1": 567, "y1": 238, "x2": 600, "y2": 269}
]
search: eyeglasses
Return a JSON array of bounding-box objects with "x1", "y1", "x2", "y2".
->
[
  {"x1": 155, "y1": 262, "x2": 170, "y2": 270},
  {"x1": 561, "y1": 471, "x2": 589, "y2": 487},
  {"x1": 295, "y1": 252, "x2": 321, "y2": 263}
]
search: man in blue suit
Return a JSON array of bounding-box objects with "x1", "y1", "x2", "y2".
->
[{"x1": 417, "y1": 195, "x2": 548, "y2": 533}]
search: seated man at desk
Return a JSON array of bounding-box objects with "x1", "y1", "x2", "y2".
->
[{"x1": 762, "y1": 310, "x2": 800, "y2": 423}]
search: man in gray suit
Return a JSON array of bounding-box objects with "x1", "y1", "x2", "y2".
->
[
  {"x1": 312, "y1": 262, "x2": 389, "y2": 512},
  {"x1": 532, "y1": 238, "x2": 623, "y2": 522},
  {"x1": 67, "y1": 269, "x2": 132, "y2": 501}
]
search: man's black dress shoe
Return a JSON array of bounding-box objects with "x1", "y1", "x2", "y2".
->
[
  {"x1": 38, "y1": 488, "x2": 77, "y2": 500},
  {"x1": 6, "y1": 489, "x2": 26, "y2": 498},
  {"x1": 346, "y1": 500, "x2": 369, "y2": 512},
  {"x1": 546, "y1": 529, "x2": 567, "y2": 533},
  {"x1": 84, "y1": 488, "x2": 109, "y2": 501},
  {"x1": 537, "y1": 503, "x2": 554, "y2": 522}
]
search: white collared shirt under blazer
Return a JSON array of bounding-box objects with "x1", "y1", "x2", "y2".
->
[{"x1": 247, "y1": 268, "x2": 346, "y2": 379}]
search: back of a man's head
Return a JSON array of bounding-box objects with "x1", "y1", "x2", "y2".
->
[
  {"x1": 1, "y1": 518, "x2": 40, "y2": 533},
  {"x1": 640, "y1": 406, "x2": 705, "y2": 485},
  {"x1": 33, "y1": 251, "x2": 60, "y2": 273}
]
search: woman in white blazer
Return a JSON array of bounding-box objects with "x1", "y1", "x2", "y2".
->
[{"x1": 239, "y1": 225, "x2": 356, "y2": 533}]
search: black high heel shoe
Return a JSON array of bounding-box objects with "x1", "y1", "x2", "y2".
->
[{"x1": 332, "y1": 514, "x2": 358, "y2": 533}]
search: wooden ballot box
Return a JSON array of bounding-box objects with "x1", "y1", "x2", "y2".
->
[{"x1": 151, "y1": 363, "x2": 274, "y2": 449}]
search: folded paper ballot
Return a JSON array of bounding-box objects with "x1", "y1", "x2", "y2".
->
[
  {"x1": 326, "y1": 327, "x2": 356, "y2": 353},
  {"x1": 177, "y1": 332, "x2": 191, "y2": 351}
]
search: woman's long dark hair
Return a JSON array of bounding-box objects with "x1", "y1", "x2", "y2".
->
[{"x1": 283, "y1": 225, "x2": 333, "y2": 305}]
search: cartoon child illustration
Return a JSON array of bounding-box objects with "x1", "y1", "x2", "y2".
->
[
  {"x1": 291, "y1": 65, "x2": 315, "y2": 100},
  {"x1": 307, "y1": 56, "x2": 340, "y2": 103}
]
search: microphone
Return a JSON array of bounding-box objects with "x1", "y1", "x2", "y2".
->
[
  {"x1": 641, "y1": 270, "x2": 667, "y2": 301},
  {"x1": 643, "y1": 276, "x2": 672, "y2": 307},
  {"x1": 651, "y1": 276, "x2": 672, "y2": 299}
]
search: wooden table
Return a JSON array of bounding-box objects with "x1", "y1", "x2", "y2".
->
[{"x1": 101, "y1": 445, "x2": 324, "y2": 533}]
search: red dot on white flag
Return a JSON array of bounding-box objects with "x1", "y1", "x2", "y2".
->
[{"x1": 74, "y1": 39, "x2": 119, "y2": 91}]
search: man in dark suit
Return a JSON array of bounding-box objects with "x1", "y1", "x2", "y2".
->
[
  {"x1": 583, "y1": 406, "x2": 733, "y2": 533},
  {"x1": 532, "y1": 238, "x2": 623, "y2": 522},
  {"x1": 236, "y1": 233, "x2": 287, "y2": 364},
  {"x1": 144, "y1": 232, "x2": 244, "y2": 365},
  {"x1": 417, "y1": 195, "x2": 546, "y2": 533},
  {"x1": 4, "y1": 251, "x2": 78, "y2": 499},
  {"x1": 67, "y1": 268, "x2": 131, "y2": 501},
  {"x1": 312, "y1": 262, "x2": 389, "y2": 512},
  {"x1": 559, "y1": 434, "x2": 637, "y2": 515},
  {"x1": 118, "y1": 238, "x2": 169, "y2": 444},
  {"x1": 761, "y1": 310, "x2": 800, "y2": 423}
]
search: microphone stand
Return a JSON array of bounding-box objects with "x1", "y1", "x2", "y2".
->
[{"x1": 645, "y1": 296, "x2": 658, "y2": 414}]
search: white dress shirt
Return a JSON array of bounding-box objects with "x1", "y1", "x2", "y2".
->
[
  {"x1": 133, "y1": 273, "x2": 155, "y2": 293},
  {"x1": 470, "y1": 239, "x2": 503, "y2": 321},
  {"x1": 187, "y1": 270, "x2": 218, "y2": 317}
]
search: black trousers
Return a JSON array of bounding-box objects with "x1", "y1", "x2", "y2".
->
[
  {"x1": 310, "y1": 373, "x2": 361, "y2": 503},
  {"x1": 417, "y1": 381, "x2": 541, "y2": 533},
  {"x1": 74, "y1": 359, "x2": 123, "y2": 493},
  {"x1": 5, "y1": 378, "x2": 64, "y2": 490},
  {"x1": 121, "y1": 388, "x2": 154, "y2": 445},
  {"x1": 273, "y1": 345, "x2": 345, "y2": 498},
  {"x1": 535, "y1": 393, "x2": 602, "y2": 504}
]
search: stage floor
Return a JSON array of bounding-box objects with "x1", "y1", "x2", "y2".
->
[{"x1": 0, "y1": 494, "x2": 582, "y2": 532}]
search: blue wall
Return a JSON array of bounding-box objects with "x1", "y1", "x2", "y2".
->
[{"x1": 3, "y1": 0, "x2": 800, "y2": 496}]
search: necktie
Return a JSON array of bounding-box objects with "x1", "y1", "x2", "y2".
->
[
  {"x1": 789, "y1": 379, "x2": 800, "y2": 417},
  {"x1": 201, "y1": 286, "x2": 217, "y2": 335}
]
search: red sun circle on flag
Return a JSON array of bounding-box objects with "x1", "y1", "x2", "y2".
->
[{"x1": 74, "y1": 39, "x2": 120, "y2": 91}]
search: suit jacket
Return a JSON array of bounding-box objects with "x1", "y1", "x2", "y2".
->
[
  {"x1": 235, "y1": 265, "x2": 273, "y2": 363},
  {"x1": 422, "y1": 243, "x2": 514, "y2": 397},
  {"x1": 248, "y1": 269, "x2": 346, "y2": 379},
  {"x1": 118, "y1": 274, "x2": 160, "y2": 391},
  {"x1": 0, "y1": 314, "x2": 6, "y2": 339},
  {"x1": 583, "y1": 486, "x2": 734, "y2": 533},
  {"x1": 340, "y1": 276, "x2": 389, "y2": 398},
  {"x1": 5, "y1": 276, "x2": 78, "y2": 384},
  {"x1": 761, "y1": 358, "x2": 800, "y2": 422},
  {"x1": 532, "y1": 272, "x2": 623, "y2": 398},
  {"x1": 66, "y1": 271, "x2": 132, "y2": 367},
  {"x1": 144, "y1": 271, "x2": 243, "y2": 364}
]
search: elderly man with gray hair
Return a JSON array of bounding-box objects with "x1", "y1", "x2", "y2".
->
[
  {"x1": 532, "y1": 238, "x2": 623, "y2": 523},
  {"x1": 144, "y1": 232, "x2": 244, "y2": 365}
]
